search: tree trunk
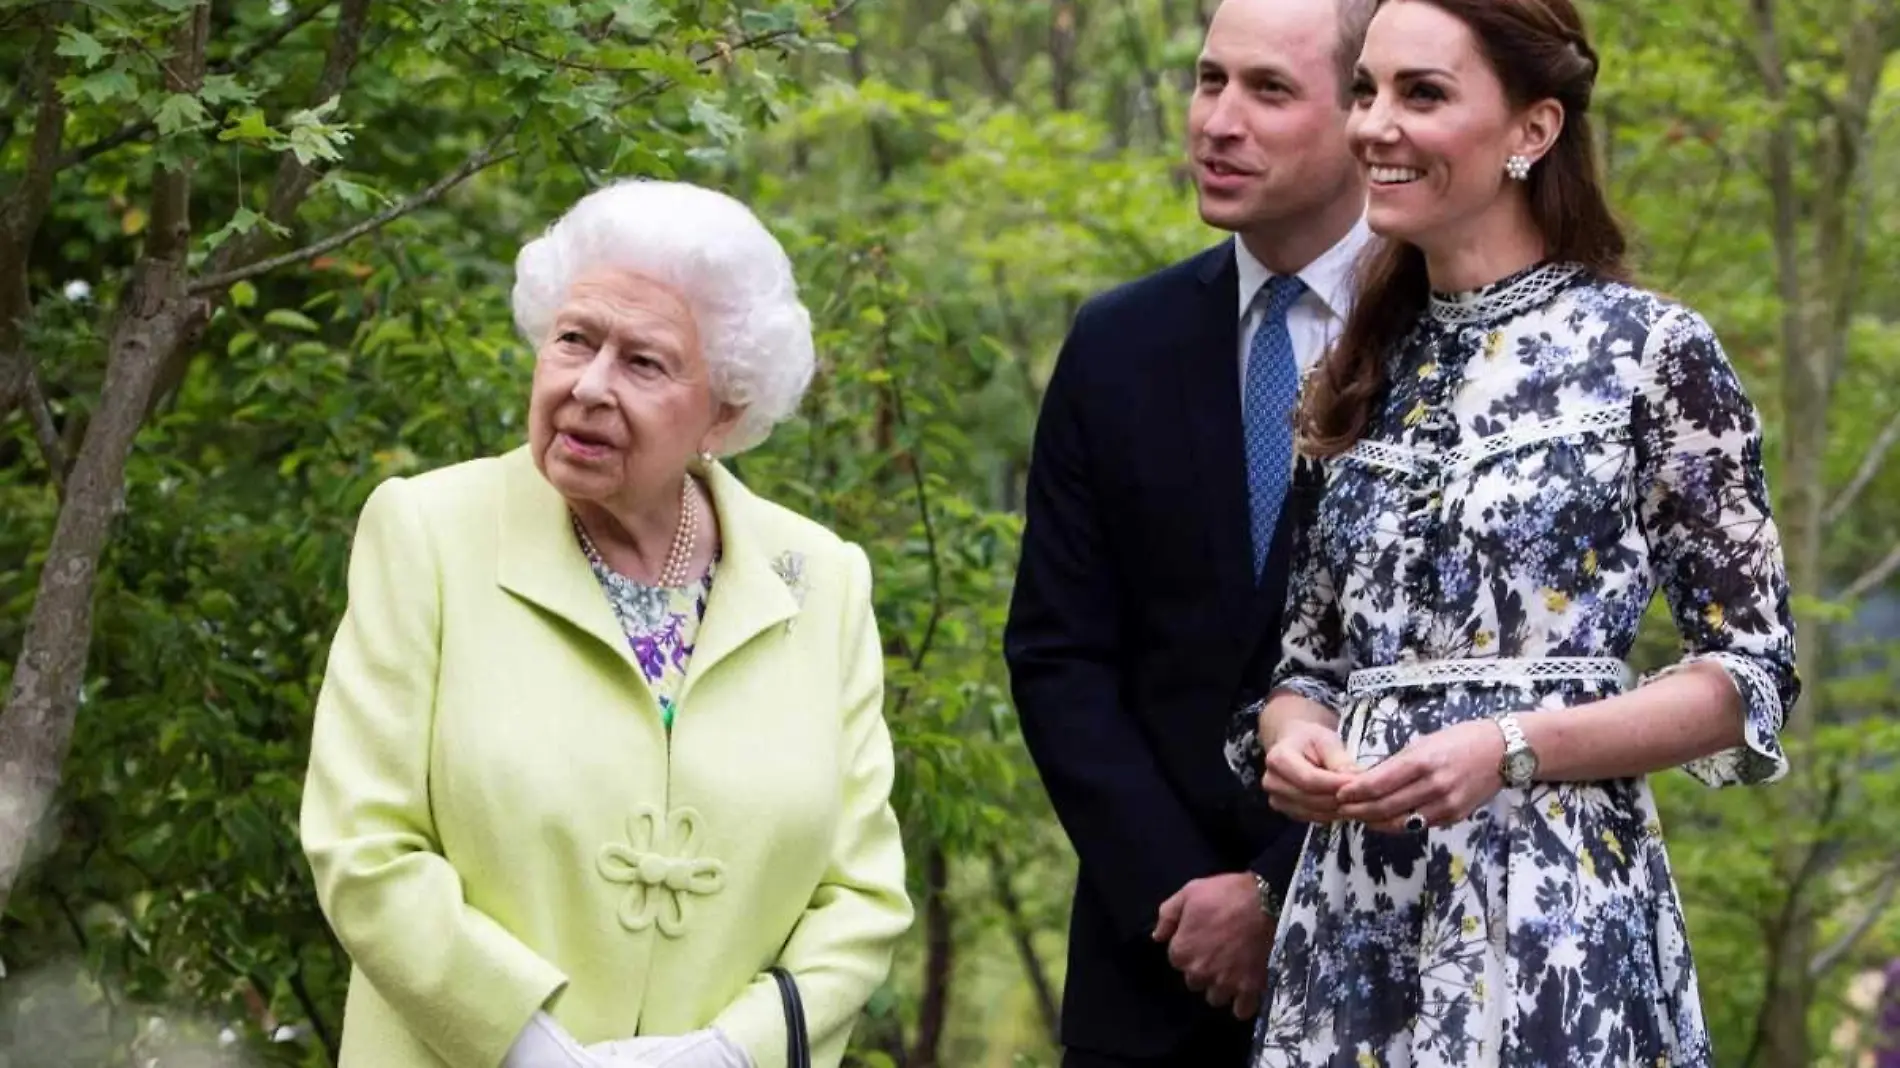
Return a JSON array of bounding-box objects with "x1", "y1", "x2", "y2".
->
[
  {"x1": 907, "y1": 847, "x2": 954, "y2": 1068},
  {"x1": 990, "y1": 847, "x2": 1060, "y2": 1045},
  {"x1": 1048, "y1": 1, "x2": 1080, "y2": 112},
  {"x1": 0, "y1": 3, "x2": 209, "y2": 915}
]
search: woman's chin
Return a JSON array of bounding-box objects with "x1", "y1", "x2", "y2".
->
[
  {"x1": 542, "y1": 451, "x2": 622, "y2": 501},
  {"x1": 1364, "y1": 200, "x2": 1429, "y2": 242}
]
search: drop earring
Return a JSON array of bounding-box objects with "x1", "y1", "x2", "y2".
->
[{"x1": 1505, "y1": 154, "x2": 1532, "y2": 181}]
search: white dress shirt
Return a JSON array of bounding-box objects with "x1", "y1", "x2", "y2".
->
[{"x1": 1234, "y1": 217, "x2": 1374, "y2": 391}]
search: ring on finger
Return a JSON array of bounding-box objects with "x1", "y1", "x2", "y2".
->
[{"x1": 1402, "y1": 811, "x2": 1428, "y2": 834}]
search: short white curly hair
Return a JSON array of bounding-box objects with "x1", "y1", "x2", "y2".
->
[{"x1": 511, "y1": 179, "x2": 816, "y2": 455}]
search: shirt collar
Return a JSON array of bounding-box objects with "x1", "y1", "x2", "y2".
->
[{"x1": 1233, "y1": 214, "x2": 1374, "y2": 322}]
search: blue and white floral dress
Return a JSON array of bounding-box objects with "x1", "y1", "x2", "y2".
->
[{"x1": 1226, "y1": 264, "x2": 1799, "y2": 1066}]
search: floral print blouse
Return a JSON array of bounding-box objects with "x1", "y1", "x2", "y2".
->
[{"x1": 576, "y1": 524, "x2": 716, "y2": 730}]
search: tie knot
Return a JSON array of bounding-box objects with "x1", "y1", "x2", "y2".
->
[{"x1": 1259, "y1": 274, "x2": 1306, "y2": 317}]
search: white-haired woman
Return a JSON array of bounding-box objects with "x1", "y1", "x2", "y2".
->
[{"x1": 300, "y1": 180, "x2": 913, "y2": 1068}]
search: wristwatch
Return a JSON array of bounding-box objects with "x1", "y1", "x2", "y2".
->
[
  {"x1": 1495, "y1": 713, "x2": 1538, "y2": 788},
  {"x1": 1252, "y1": 872, "x2": 1284, "y2": 920}
]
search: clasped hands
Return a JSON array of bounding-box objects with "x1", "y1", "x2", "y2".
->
[
  {"x1": 1260, "y1": 718, "x2": 1507, "y2": 832},
  {"x1": 505, "y1": 1012, "x2": 752, "y2": 1068}
]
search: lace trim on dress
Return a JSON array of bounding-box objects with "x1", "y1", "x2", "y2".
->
[
  {"x1": 1428, "y1": 262, "x2": 1586, "y2": 326},
  {"x1": 1339, "y1": 402, "x2": 1627, "y2": 479}
]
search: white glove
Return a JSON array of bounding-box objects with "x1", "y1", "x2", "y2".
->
[
  {"x1": 502, "y1": 1011, "x2": 603, "y2": 1068},
  {"x1": 586, "y1": 1028, "x2": 754, "y2": 1068}
]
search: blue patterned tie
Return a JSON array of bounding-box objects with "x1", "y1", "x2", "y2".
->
[{"x1": 1243, "y1": 274, "x2": 1306, "y2": 578}]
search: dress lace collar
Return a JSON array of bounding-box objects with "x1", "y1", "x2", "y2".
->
[{"x1": 1427, "y1": 262, "x2": 1585, "y2": 326}]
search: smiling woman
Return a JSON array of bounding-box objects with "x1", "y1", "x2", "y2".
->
[
  {"x1": 1233, "y1": 1, "x2": 1799, "y2": 1065},
  {"x1": 298, "y1": 180, "x2": 913, "y2": 1068}
]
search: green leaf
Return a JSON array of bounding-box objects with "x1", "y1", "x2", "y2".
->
[
  {"x1": 286, "y1": 122, "x2": 350, "y2": 165},
  {"x1": 264, "y1": 309, "x2": 321, "y2": 334},
  {"x1": 197, "y1": 73, "x2": 256, "y2": 107},
  {"x1": 230, "y1": 281, "x2": 257, "y2": 309},
  {"x1": 227, "y1": 331, "x2": 258, "y2": 358},
  {"x1": 218, "y1": 108, "x2": 277, "y2": 145},
  {"x1": 153, "y1": 93, "x2": 208, "y2": 136},
  {"x1": 54, "y1": 28, "x2": 109, "y2": 69},
  {"x1": 321, "y1": 174, "x2": 381, "y2": 211},
  {"x1": 687, "y1": 96, "x2": 746, "y2": 145},
  {"x1": 61, "y1": 67, "x2": 137, "y2": 106},
  {"x1": 611, "y1": 0, "x2": 667, "y2": 35},
  {"x1": 204, "y1": 206, "x2": 265, "y2": 252}
]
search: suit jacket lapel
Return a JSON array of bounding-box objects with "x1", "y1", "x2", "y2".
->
[{"x1": 1178, "y1": 242, "x2": 1257, "y2": 624}]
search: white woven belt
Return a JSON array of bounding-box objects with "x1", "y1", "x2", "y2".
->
[{"x1": 1346, "y1": 657, "x2": 1635, "y2": 697}]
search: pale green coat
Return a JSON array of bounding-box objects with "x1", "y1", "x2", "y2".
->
[{"x1": 300, "y1": 448, "x2": 913, "y2": 1068}]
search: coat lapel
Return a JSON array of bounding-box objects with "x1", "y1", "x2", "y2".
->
[
  {"x1": 1178, "y1": 242, "x2": 1257, "y2": 621},
  {"x1": 677, "y1": 461, "x2": 800, "y2": 700},
  {"x1": 494, "y1": 450, "x2": 801, "y2": 691},
  {"x1": 495, "y1": 448, "x2": 640, "y2": 672}
]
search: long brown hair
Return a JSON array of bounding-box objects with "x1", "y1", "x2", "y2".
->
[{"x1": 1301, "y1": 0, "x2": 1628, "y2": 457}]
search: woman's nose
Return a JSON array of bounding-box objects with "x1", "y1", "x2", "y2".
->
[
  {"x1": 572, "y1": 350, "x2": 615, "y2": 405},
  {"x1": 1351, "y1": 94, "x2": 1399, "y2": 147}
]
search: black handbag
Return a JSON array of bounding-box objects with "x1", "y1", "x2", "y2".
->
[{"x1": 768, "y1": 967, "x2": 811, "y2": 1068}]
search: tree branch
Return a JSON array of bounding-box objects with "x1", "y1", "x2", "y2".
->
[
  {"x1": 1825, "y1": 408, "x2": 1900, "y2": 525},
  {"x1": 966, "y1": 9, "x2": 1017, "y2": 102},
  {"x1": 23, "y1": 369, "x2": 67, "y2": 499},
  {"x1": 211, "y1": 0, "x2": 374, "y2": 276},
  {"x1": 0, "y1": 6, "x2": 69, "y2": 423},
  {"x1": 1665, "y1": 148, "x2": 1737, "y2": 290},
  {"x1": 189, "y1": 115, "x2": 523, "y2": 295},
  {"x1": 54, "y1": 0, "x2": 339, "y2": 172},
  {"x1": 1843, "y1": 542, "x2": 1900, "y2": 602},
  {"x1": 188, "y1": 0, "x2": 831, "y2": 298},
  {"x1": 1810, "y1": 863, "x2": 1900, "y2": 979}
]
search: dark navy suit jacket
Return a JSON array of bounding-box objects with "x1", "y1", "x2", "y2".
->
[{"x1": 1004, "y1": 241, "x2": 1315, "y2": 1059}]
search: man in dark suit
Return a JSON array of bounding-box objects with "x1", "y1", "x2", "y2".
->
[{"x1": 1003, "y1": 0, "x2": 1377, "y2": 1064}]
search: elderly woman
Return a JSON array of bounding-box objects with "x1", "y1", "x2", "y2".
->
[{"x1": 300, "y1": 180, "x2": 913, "y2": 1068}]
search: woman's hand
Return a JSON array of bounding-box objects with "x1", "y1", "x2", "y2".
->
[
  {"x1": 588, "y1": 1029, "x2": 753, "y2": 1068},
  {"x1": 1261, "y1": 720, "x2": 1361, "y2": 824},
  {"x1": 1335, "y1": 719, "x2": 1506, "y2": 833},
  {"x1": 503, "y1": 1012, "x2": 606, "y2": 1068}
]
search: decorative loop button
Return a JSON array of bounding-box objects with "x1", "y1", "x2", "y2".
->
[{"x1": 597, "y1": 805, "x2": 726, "y2": 938}]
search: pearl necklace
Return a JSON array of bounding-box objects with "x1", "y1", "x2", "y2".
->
[{"x1": 572, "y1": 476, "x2": 700, "y2": 588}]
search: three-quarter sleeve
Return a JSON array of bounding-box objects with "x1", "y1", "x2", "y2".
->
[
  {"x1": 300, "y1": 479, "x2": 566, "y2": 1067},
  {"x1": 1633, "y1": 306, "x2": 1800, "y2": 787},
  {"x1": 1226, "y1": 475, "x2": 1353, "y2": 790},
  {"x1": 712, "y1": 543, "x2": 913, "y2": 1068}
]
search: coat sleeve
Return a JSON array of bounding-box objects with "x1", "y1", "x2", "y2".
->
[
  {"x1": 1633, "y1": 306, "x2": 1799, "y2": 787},
  {"x1": 712, "y1": 543, "x2": 913, "y2": 1068},
  {"x1": 1003, "y1": 313, "x2": 1230, "y2": 944},
  {"x1": 300, "y1": 478, "x2": 566, "y2": 1068}
]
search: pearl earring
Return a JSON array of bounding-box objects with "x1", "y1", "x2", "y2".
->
[
  {"x1": 697, "y1": 449, "x2": 715, "y2": 467},
  {"x1": 1505, "y1": 154, "x2": 1532, "y2": 181}
]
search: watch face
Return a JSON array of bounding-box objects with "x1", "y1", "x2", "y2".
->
[{"x1": 1504, "y1": 749, "x2": 1538, "y2": 784}]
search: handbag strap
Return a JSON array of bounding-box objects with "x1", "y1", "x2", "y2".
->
[{"x1": 768, "y1": 967, "x2": 811, "y2": 1068}]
